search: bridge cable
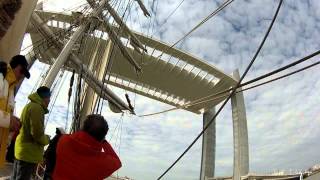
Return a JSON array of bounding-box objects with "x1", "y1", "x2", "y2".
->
[
  {"x1": 157, "y1": 1, "x2": 283, "y2": 179},
  {"x1": 157, "y1": 0, "x2": 186, "y2": 29}
]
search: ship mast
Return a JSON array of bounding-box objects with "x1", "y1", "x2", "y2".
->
[{"x1": 39, "y1": 0, "x2": 150, "y2": 117}]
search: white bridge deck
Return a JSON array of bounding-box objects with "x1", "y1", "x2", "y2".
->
[{"x1": 27, "y1": 10, "x2": 238, "y2": 114}]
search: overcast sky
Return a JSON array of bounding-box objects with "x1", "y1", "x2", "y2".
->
[{"x1": 15, "y1": 0, "x2": 320, "y2": 179}]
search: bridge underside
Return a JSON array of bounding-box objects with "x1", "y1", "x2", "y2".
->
[{"x1": 27, "y1": 10, "x2": 237, "y2": 114}]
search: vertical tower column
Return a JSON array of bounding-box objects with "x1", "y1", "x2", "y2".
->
[
  {"x1": 200, "y1": 107, "x2": 216, "y2": 180},
  {"x1": 231, "y1": 69, "x2": 249, "y2": 180}
]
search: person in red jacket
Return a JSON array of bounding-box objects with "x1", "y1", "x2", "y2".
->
[{"x1": 52, "y1": 114, "x2": 121, "y2": 180}]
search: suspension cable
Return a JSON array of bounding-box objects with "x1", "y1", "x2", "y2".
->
[{"x1": 157, "y1": 1, "x2": 283, "y2": 178}]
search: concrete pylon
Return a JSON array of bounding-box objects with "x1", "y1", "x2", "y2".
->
[
  {"x1": 231, "y1": 69, "x2": 249, "y2": 180},
  {"x1": 200, "y1": 107, "x2": 216, "y2": 180}
]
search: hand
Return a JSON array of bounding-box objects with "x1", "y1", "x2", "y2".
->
[
  {"x1": 46, "y1": 134, "x2": 51, "y2": 140},
  {"x1": 9, "y1": 116, "x2": 20, "y2": 132}
]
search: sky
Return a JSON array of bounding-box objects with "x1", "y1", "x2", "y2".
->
[{"x1": 14, "y1": 0, "x2": 320, "y2": 179}]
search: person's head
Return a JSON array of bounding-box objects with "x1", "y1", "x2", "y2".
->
[
  {"x1": 0, "y1": 61, "x2": 7, "y2": 77},
  {"x1": 82, "y1": 114, "x2": 109, "y2": 142},
  {"x1": 37, "y1": 86, "x2": 51, "y2": 107},
  {"x1": 9, "y1": 55, "x2": 30, "y2": 80}
]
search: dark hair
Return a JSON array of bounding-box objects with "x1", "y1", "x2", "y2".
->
[
  {"x1": 82, "y1": 114, "x2": 109, "y2": 142},
  {"x1": 0, "y1": 61, "x2": 7, "y2": 77},
  {"x1": 37, "y1": 86, "x2": 51, "y2": 99},
  {"x1": 9, "y1": 55, "x2": 28, "y2": 69}
]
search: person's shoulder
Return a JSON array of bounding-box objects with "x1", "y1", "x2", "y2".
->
[
  {"x1": 57, "y1": 134, "x2": 72, "y2": 145},
  {"x1": 28, "y1": 101, "x2": 44, "y2": 110}
]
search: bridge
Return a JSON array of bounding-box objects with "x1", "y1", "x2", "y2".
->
[{"x1": 0, "y1": 0, "x2": 318, "y2": 180}]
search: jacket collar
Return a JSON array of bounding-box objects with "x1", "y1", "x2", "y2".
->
[
  {"x1": 6, "y1": 66, "x2": 18, "y2": 87},
  {"x1": 28, "y1": 92, "x2": 49, "y2": 114},
  {"x1": 71, "y1": 131, "x2": 103, "y2": 151}
]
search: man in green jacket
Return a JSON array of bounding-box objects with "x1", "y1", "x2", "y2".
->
[{"x1": 12, "y1": 86, "x2": 51, "y2": 180}]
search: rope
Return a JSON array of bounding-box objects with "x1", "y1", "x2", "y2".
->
[
  {"x1": 157, "y1": 1, "x2": 283, "y2": 178},
  {"x1": 157, "y1": 0, "x2": 186, "y2": 28},
  {"x1": 109, "y1": 113, "x2": 124, "y2": 142},
  {"x1": 71, "y1": 70, "x2": 83, "y2": 132},
  {"x1": 95, "y1": 0, "x2": 133, "y2": 113},
  {"x1": 116, "y1": 114, "x2": 124, "y2": 179},
  {"x1": 66, "y1": 70, "x2": 76, "y2": 131},
  {"x1": 161, "y1": 0, "x2": 234, "y2": 54},
  {"x1": 45, "y1": 71, "x2": 67, "y2": 129},
  {"x1": 142, "y1": 0, "x2": 234, "y2": 81},
  {"x1": 138, "y1": 49, "x2": 320, "y2": 117},
  {"x1": 240, "y1": 60, "x2": 320, "y2": 92},
  {"x1": 179, "y1": 59, "x2": 320, "y2": 109}
]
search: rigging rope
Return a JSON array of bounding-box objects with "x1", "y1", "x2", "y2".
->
[
  {"x1": 155, "y1": 0, "x2": 234, "y2": 61},
  {"x1": 109, "y1": 113, "x2": 124, "y2": 142},
  {"x1": 138, "y1": 49, "x2": 320, "y2": 117},
  {"x1": 157, "y1": 1, "x2": 283, "y2": 178},
  {"x1": 241, "y1": 60, "x2": 320, "y2": 92},
  {"x1": 157, "y1": 0, "x2": 186, "y2": 28},
  {"x1": 116, "y1": 114, "x2": 124, "y2": 179},
  {"x1": 95, "y1": 0, "x2": 133, "y2": 114},
  {"x1": 45, "y1": 70, "x2": 67, "y2": 129},
  {"x1": 71, "y1": 69, "x2": 83, "y2": 132},
  {"x1": 139, "y1": 0, "x2": 234, "y2": 85},
  {"x1": 66, "y1": 70, "x2": 76, "y2": 131},
  {"x1": 181, "y1": 59, "x2": 320, "y2": 109}
]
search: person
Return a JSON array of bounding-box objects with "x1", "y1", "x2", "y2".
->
[
  {"x1": 11, "y1": 86, "x2": 51, "y2": 180},
  {"x1": 53, "y1": 114, "x2": 121, "y2": 180},
  {"x1": 5, "y1": 121, "x2": 21, "y2": 163},
  {"x1": 0, "y1": 55, "x2": 30, "y2": 167},
  {"x1": 43, "y1": 127, "x2": 65, "y2": 180}
]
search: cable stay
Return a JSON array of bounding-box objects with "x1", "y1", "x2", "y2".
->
[
  {"x1": 157, "y1": 0, "x2": 283, "y2": 178},
  {"x1": 156, "y1": 0, "x2": 234, "y2": 61}
]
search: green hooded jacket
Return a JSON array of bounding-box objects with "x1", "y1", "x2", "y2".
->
[{"x1": 15, "y1": 92, "x2": 50, "y2": 163}]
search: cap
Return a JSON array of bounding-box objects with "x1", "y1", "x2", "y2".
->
[
  {"x1": 37, "y1": 86, "x2": 51, "y2": 99},
  {"x1": 10, "y1": 55, "x2": 30, "y2": 79}
]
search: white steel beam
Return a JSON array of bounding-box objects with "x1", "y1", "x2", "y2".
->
[
  {"x1": 31, "y1": 12, "x2": 132, "y2": 112},
  {"x1": 43, "y1": 0, "x2": 110, "y2": 87}
]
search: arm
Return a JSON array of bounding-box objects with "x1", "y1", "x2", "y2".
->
[
  {"x1": 9, "y1": 115, "x2": 20, "y2": 132},
  {"x1": 29, "y1": 105, "x2": 49, "y2": 145},
  {"x1": 101, "y1": 141, "x2": 122, "y2": 176}
]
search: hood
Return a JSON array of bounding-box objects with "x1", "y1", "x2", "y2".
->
[
  {"x1": 6, "y1": 66, "x2": 18, "y2": 86},
  {"x1": 28, "y1": 92, "x2": 49, "y2": 114}
]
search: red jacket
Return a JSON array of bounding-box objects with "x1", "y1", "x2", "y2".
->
[{"x1": 52, "y1": 131, "x2": 121, "y2": 180}]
